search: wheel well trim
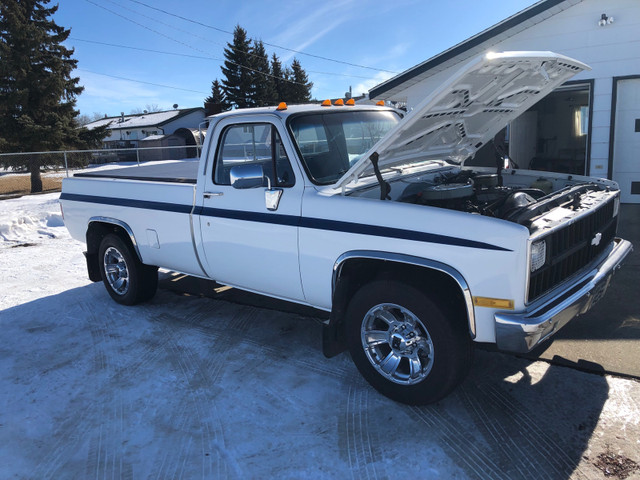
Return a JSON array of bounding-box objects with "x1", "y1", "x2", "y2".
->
[
  {"x1": 88, "y1": 216, "x2": 142, "y2": 261},
  {"x1": 332, "y1": 250, "x2": 476, "y2": 338}
]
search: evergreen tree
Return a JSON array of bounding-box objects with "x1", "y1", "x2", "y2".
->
[
  {"x1": 0, "y1": 0, "x2": 105, "y2": 192},
  {"x1": 249, "y1": 40, "x2": 275, "y2": 107},
  {"x1": 221, "y1": 25, "x2": 253, "y2": 109},
  {"x1": 281, "y1": 66, "x2": 293, "y2": 103},
  {"x1": 287, "y1": 58, "x2": 313, "y2": 104},
  {"x1": 271, "y1": 53, "x2": 287, "y2": 103},
  {"x1": 204, "y1": 79, "x2": 229, "y2": 113},
  {"x1": 218, "y1": 26, "x2": 314, "y2": 108}
]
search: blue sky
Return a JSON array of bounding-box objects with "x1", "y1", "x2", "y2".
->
[{"x1": 55, "y1": 0, "x2": 537, "y2": 117}]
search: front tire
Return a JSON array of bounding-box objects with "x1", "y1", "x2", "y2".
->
[
  {"x1": 345, "y1": 280, "x2": 471, "y2": 405},
  {"x1": 98, "y1": 233, "x2": 158, "y2": 305}
]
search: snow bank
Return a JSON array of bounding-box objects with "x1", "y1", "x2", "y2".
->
[
  {"x1": 1, "y1": 160, "x2": 197, "y2": 242},
  {"x1": 0, "y1": 193, "x2": 66, "y2": 246}
]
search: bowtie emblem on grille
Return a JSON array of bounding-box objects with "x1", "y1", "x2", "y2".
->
[{"x1": 591, "y1": 232, "x2": 602, "y2": 247}]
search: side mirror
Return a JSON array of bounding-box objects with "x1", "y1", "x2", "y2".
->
[
  {"x1": 229, "y1": 163, "x2": 283, "y2": 211},
  {"x1": 230, "y1": 164, "x2": 264, "y2": 189}
]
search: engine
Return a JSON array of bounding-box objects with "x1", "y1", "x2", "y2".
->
[{"x1": 399, "y1": 170, "x2": 553, "y2": 221}]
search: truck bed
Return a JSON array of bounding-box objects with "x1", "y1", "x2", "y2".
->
[{"x1": 74, "y1": 160, "x2": 199, "y2": 184}]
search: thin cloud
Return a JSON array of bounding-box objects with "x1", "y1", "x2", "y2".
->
[
  {"x1": 271, "y1": 0, "x2": 356, "y2": 62},
  {"x1": 357, "y1": 42, "x2": 413, "y2": 73},
  {"x1": 76, "y1": 71, "x2": 170, "y2": 115},
  {"x1": 352, "y1": 71, "x2": 395, "y2": 98}
]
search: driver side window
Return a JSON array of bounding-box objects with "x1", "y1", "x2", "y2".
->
[{"x1": 214, "y1": 123, "x2": 295, "y2": 187}]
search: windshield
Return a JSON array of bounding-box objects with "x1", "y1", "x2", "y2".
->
[{"x1": 289, "y1": 110, "x2": 400, "y2": 185}]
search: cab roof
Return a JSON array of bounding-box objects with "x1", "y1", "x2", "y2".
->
[{"x1": 206, "y1": 103, "x2": 394, "y2": 121}]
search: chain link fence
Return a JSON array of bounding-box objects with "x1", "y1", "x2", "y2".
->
[{"x1": 0, "y1": 144, "x2": 203, "y2": 178}]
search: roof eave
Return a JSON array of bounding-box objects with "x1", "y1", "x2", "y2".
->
[
  {"x1": 369, "y1": 0, "x2": 575, "y2": 99},
  {"x1": 156, "y1": 107, "x2": 204, "y2": 127}
]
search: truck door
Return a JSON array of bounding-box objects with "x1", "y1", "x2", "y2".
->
[{"x1": 197, "y1": 117, "x2": 305, "y2": 302}]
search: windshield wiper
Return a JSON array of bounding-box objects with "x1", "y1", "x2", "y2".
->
[{"x1": 369, "y1": 152, "x2": 391, "y2": 200}]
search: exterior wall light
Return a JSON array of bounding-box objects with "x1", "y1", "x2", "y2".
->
[{"x1": 598, "y1": 13, "x2": 614, "y2": 26}]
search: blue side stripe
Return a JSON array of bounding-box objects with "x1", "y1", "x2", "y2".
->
[
  {"x1": 297, "y1": 217, "x2": 510, "y2": 251},
  {"x1": 194, "y1": 206, "x2": 300, "y2": 227},
  {"x1": 61, "y1": 193, "x2": 511, "y2": 252},
  {"x1": 60, "y1": 193, "x2": 193, "y2": 214}
]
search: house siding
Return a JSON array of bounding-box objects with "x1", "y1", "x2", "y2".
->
[{"x1": 377, "y1": 0, "x2": 640, "y2": 180}]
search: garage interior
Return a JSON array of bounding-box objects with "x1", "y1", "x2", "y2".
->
[{"x1": 470, "y1": 83, "x2": 591, "y2": 176}]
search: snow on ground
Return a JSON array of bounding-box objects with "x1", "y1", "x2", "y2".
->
[
  {"x1": 0, "y1": 193, "x2": 89, "y2": 309},
  {"x1": 0, "y1": 193, "x2": 65, "y2": 245},
  {"x1": 1, "y1": 194, "x2": 639, "y2": 479}
]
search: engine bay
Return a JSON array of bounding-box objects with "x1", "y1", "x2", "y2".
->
[
  {"x1": 398, "y1": 169, "x2": 556, "y2": 221},
  {"x1": 349, "y1": 165, "x2": 618, "y2": 233}
]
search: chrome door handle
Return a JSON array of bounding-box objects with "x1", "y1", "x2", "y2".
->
[{"x1": 203, "y1": 192, "x2": 223, "y2": 199}]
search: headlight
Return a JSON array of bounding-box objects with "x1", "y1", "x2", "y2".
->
[{"x1": 530, "y1": 240, "x2": 547, "y2": 272}]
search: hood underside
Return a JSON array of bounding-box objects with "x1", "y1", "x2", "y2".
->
[{"x1": 333, "y1": 51, "x2": 590, "y2": 191}]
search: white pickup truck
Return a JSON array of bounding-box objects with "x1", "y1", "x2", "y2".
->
[{"x1": 61, "y1": 52, "x2": 632, "y2": 405}]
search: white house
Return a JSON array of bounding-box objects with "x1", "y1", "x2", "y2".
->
[
  {"x1": 370, "y1": 0, "x2": 640, "y2": 203},
  {"x1": 86, "y1": 107, "x2": 206, "y2": 151}
]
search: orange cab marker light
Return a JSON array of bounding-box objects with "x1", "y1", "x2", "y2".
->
[
  {"x1": 376, "y1": 100, "x2": 385, "y2": 106},
  {"x1": 334, "y1": 99, "x2": 344, "y2": 106},
  {"x1": 276, "y1": 102, "x2": 287, "y2": 110},
  {"x1": 346, "y1": 98, "x2": 355, "y2": 106},
  {"x1": 321, "y1": 99, "x2": 331, "y2": 106}
]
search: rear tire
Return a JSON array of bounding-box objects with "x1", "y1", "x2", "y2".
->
[
  {"x1": 345, "y1": 280, "x2": 471, "y2": 405},
  {"x1": 98, "y1": 233, "x2": 158, "y2": 305}
]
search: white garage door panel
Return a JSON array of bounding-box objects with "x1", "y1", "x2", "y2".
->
[{"x1": 613, "y1": 78, "x2": 640, "y2": 204}]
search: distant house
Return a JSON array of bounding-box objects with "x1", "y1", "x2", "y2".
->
[
  {"x1": 85, "y1": 107, "x2": 206, "y2": 161},
  {"x1": 370, "y1": 0, "x2": 640, "y2": 203}
]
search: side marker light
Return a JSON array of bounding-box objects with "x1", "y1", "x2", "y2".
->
[{"x1": 473, "y1": 297, "x2": 515, "y2": 310}]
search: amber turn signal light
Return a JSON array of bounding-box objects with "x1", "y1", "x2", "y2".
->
[{"x1": 473, "y1": 297, "x2": 515, "y2": 310}]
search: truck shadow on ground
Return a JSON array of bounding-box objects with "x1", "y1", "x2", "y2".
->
[
  {"x1": 0, "y1": 279, "x2": 619, "y2": 479},
  {"x1": 158, "y1": 271, "x2": 617, "y2": 479}
]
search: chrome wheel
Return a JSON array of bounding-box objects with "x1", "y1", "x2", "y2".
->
[
  {"x1": 103, "y1": 246, "x2": 130, "y2": 296},
  {"x1": 361, "y1": 303, "x2": 434, "y2": 385}
]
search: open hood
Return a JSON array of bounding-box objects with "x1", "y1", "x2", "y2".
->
[{"x1": 333, "y1": 51, "x2": 590, "y2": 191}]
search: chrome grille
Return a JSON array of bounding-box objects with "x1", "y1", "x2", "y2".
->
[{"x1": 528, "y1": 198, "x2": 617, "y2": 302}]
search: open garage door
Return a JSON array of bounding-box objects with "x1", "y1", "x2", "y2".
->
[
  {"x1": 612, "y1": 77, "x2": 640, "y2": 204},
  {"x1": 467, "y1": 82, "x2": 593, "y2": 175},
  {"x1": 509, "y1": 82, "x2": 592, "y2": 176}
]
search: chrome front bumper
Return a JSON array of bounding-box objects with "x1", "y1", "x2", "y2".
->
[{"x1": 495, "y1": 237, "x2": 633, "y2": 353}]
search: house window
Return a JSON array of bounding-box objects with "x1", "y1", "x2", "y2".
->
[{"x1": 575, "y1": 106, "x2": 589, "y2": 136}]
